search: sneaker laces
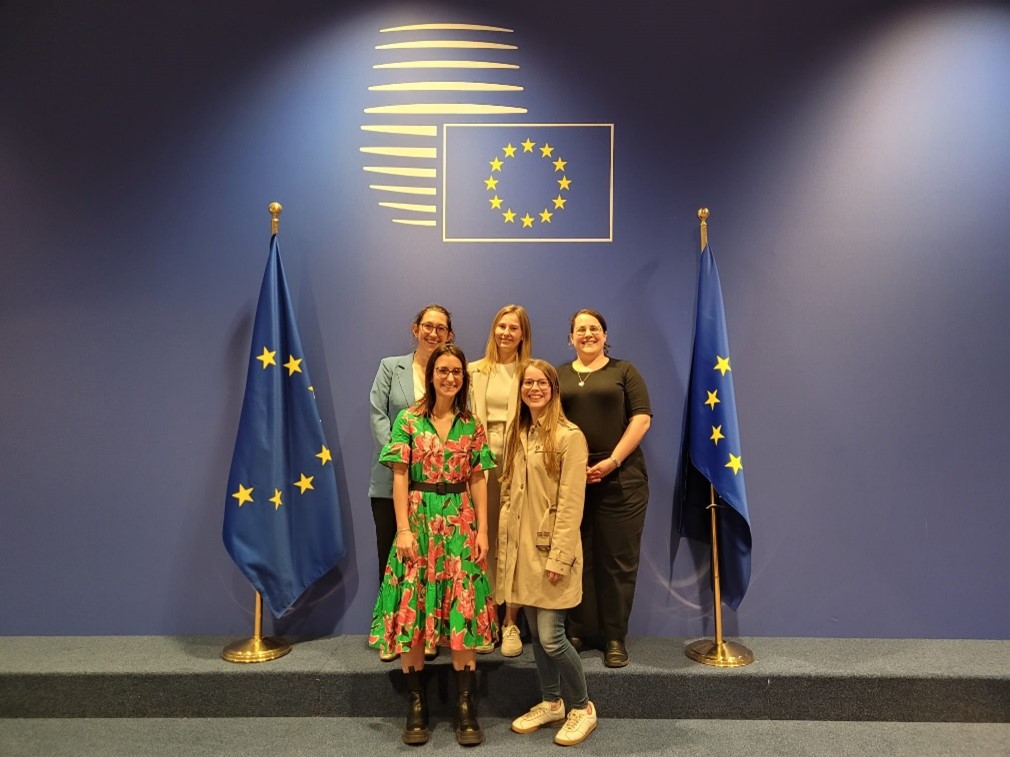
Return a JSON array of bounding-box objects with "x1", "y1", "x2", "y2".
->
[{"x1": 561, "y1": 709, "x2": 585, "y2": 731}]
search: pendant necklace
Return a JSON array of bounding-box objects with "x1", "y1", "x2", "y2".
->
[{"x1": 575, "y1": 368, "x2": 591, "y2": 387}]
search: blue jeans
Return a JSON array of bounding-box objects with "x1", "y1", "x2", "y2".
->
[{"x1": 528, "y1": 606, "x2": 589, "y2": 709}]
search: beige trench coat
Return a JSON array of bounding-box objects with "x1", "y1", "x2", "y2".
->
[{"x1": 495, "y1": 419, "x2": 588, "y2": 609}]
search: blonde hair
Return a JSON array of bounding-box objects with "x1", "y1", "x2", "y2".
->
[
  {"x1": 499, "y1": 359, "x2": 568, "y2": 483},
  {"x1": 479, "y1": 305, "x2": 532, "y2": 368}
]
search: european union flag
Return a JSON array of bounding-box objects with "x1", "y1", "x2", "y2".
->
[
  {"x1": 442, "y1": 123, "x2": 613, "y2": 242},
  {"x1": 223, "y1": 235, "x2": 346, "y2": 618},
  {"x1": 677, "y1": 244, "x2": 752, "y2": 610}
]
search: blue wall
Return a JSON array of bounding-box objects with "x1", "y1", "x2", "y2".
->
[{"x1": 2, "y1": 0, "x2": 1008, "y2": 638}]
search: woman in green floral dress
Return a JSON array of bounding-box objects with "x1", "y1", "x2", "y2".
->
[{"x1": 369, "y1": 343, "x2": 497, "y2": 746}]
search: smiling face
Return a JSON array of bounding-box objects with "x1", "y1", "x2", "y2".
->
[
  {"x1": 413, "y1": 308, "x2": 451, "y2": 361},
  {"x1": 570, "y1": 311, "x2": 607, "y2": 362},
  {"x1": 431, "y1": 353, "x2": 464, "y2": 404},
  {"x1": 494, "y1": 312, "x2": 523, "y2": 361},
  {"x1": 520, "y1": 365, "x2": 553, "y2": 419}
]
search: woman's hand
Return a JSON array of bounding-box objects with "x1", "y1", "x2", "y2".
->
[
  {"x1": 474, "y1": 530, "x2": 489, "y2": 562},
  {"x1": 546, "y1": 570, "x2": 562, "y2": 585},
  {"x1": 586, "y1": 457, "x2": 619, "y2": 484},
  {"x1": 395, "y1": 529, "x2": 417, "y2": 562}
]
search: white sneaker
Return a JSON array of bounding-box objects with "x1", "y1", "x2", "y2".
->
[
  {"x1": 501, "y1": 623, "x2": 523, "y2": 657},
  {"x1": 554, "y1": 701, "x2": 597, "y2": 746},
  {"x1": 510, "y1": 699, "x2": 566, "y2": 734}
]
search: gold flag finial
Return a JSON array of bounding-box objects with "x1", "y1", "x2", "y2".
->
[
  {"x1": 698, "y1": 207, "x2": 709, "y2": 250},
  {"x1": 269, "y1": 202, "x2": 283, "y2": 235}
]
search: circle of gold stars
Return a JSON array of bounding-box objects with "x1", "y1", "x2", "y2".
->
[{"x1": 483, "y1": 137, "x2": 571, "y2": 229}]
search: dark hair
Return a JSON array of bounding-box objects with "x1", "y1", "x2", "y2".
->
[
  {"x1": 569, "y1": 308, "x2": 610, "y2": 355},
  {"x1": 418, "y1": 343, "x2": 471, "y2": 418},
  {"x1": 412, "y1": 303, "x2": 454, "y2": 342}
]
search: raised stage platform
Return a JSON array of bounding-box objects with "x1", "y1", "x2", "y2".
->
[{"x1": 1, "y1": 636, "x2": 1008, "y2": 755}]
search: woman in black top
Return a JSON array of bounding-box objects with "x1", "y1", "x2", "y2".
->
[{"x1": 556, "y1": 308, "x2": 652, "y2": 667}]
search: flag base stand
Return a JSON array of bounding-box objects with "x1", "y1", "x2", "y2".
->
[
  {"x1": 685, "y1": 638, "x2": 754, "y2": 667},
  {"x1": 222, "y1": 635, "x2": 291, "y2": 664},
  {"x1": 221, "y1": 590, "x2": 291, "y2": 663}
]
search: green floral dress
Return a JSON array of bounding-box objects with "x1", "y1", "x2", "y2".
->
[{"x1": 369, "y1": 407, "x2": 498, "y2": 654}]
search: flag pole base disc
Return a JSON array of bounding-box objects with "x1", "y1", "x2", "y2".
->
[
  {"x1": 685, "y1": 638, "x2": 754, "y2": 667},
  {"x1": 222, "y1": 636, "x2": 291, "y2": 664}
]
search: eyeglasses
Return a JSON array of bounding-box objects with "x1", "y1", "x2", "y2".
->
[
  {"x1": 434, "y1": 367, "x2": 463, "y2": 378},
  {"x1": 521, "y1": 379, "x2": 551, "y2": 390},
  {"x1": 573, "y1": 325, "x2": 603, "y2": 335},
  {"x1": 419, "y1": 322, "x2": 449, "y2": 337}
]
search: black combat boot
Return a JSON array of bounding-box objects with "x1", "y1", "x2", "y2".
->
[
  {"x1": 402, "y1": 667, "x2": 429, "y2": 745},
  {"x1": 453, "y1": 666, "x2": 484, "y2": 746}
]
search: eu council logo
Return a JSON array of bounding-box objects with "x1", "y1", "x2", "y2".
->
[{"x1": 360, "y1": 23, "x2": 614, "y2": 243}]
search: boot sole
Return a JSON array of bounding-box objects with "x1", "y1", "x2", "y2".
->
[
  {"x1": 455, "y1": 729, "x2": 484, "y2": 746},
  {"x1": 402, "y1": 729, "x2": 429, "y2": 745}
]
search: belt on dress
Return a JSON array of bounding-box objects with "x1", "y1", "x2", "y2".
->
[{"x1": 409, "y1": 481, "x2": 468, "y2": 494}]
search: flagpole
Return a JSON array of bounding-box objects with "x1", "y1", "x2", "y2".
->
[
  {"x1": 685, "y1": 208, "x2": 754, "y2": 667},
  {"x1": 222, "y1": 201, "x2": 293, "y2": 664}
]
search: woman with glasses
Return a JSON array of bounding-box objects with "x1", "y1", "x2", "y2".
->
[
  {"x1": 368, "y1": 304, "x2": 453, "y2": 662},
  {"x1": 467, "y1": 304, "x2": 532, "y2": 657},
  {"x1": 369, "y1": 343, "x2": 497, "y2": 746},
  {"x1": 556, "y1": 309, "x2": 652, "y2": 668},
  {"x1": 497, "y1": 359, "x2": 597, "y2": 746}
]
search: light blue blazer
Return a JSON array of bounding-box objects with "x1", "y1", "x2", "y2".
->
[{"x1": 368, "y1": 353, "x2": 416, "y2": 498}]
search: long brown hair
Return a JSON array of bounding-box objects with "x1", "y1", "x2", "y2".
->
[
  {"x1": 499, "y1": 359, "x2": 568, "y2": 483},
  {"x1": 415, "y1": 343, "x2": 472, "y2": 419},
  {"x1": 479, "y1": 304, "x2": 532, "y2": 367}
]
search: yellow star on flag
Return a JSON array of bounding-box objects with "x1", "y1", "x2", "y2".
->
[
  {"x1": 705, "y1": 389, "x2": 720, "y2": 409},
  {"x1": 256, "y1": 347, "x2": 276, "y2": 369},
  {"x1": 316, "y1": 445, "x2": 332, "y2": 465},
  {"x1": 521, "y1": 137, "x2": 536, "y2": 152},
  {"x1": 231, "y1": 484, "x2": 254, "y2": 506},
  {"x1": 539, "y1": 209, "x2": 553, "y2": 223},
  {"x1": 714, "y1": 356, "x2": 731, "y2": 376},
  {"x1": 539, "y1": 143, "x2": 554, "y2": 158},
  {"x1": 489, "y1": 157, "x2": 503, "y2": 172},
  {"x1": 725, "y1": 453, "x2": 743, "y2": 475},
  {"x1": 553, "y1": 157, "x2": 567, "y2": 172},
  {"x1": 503, "y1": 142, "x2": 517, "y2": 158},
  {"x1": 284, "y1": 355, "x2": 303, "y2": 375},
  {"x1": 503, "y1": 209, "x2": 516, "y2": 223},
  {"x1": 294, "y1": 473, "x2": 315, "y2": 494},
  {"x1": 552, "y1": 194, "x2": 567, "y2": 210},
  {"x1": 521, "y1": 213, "x2": 535, "y2": 228},
  {"x1": 489, "y1": 195, "x2": 503, "y2": 209},
  {"x1": 710, "y1": 425, "x2": 724, "y2": 445},
  {"x1": 558, "y1": 176, "x2": 572, "y2": 190},
  {"x1": 270, "y1": 489, "x2": 284, "y2": 510},
  {"x1": 484, "y1": 175, "x2": 499, "y2": 190}
]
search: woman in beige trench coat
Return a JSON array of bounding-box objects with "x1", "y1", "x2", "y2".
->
[{"x1": 496, "y1": 359, "x2": 598, "y2": 747}]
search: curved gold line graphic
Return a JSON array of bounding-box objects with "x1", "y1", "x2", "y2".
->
[
  {"x1": 369, "y1": 82, "x2": 523, "y2": 92},
  {"x1": 369, "y1": 185, "x2": 437, "y2": 195},
  {"x1": 363, "y1": 166, "x2": 437, "y2": 178},
  {"x1": 376, "y1": 40, "x2": 517, "y2": 50},
  {"x1": 380, "y1": 202, "x2": 436, "y2": 213},
  {"x1": 360, "y1": 146, "x2": 438, "y2": 159},
  {"x1": 381, "y1": 24, "x2": 513, "y2": 33},
  {"x1": 365, "y1": 104, "x2": 528, "y2": 115},
  {"x1": 374, "y1": 61, "x2": 519, "y2": 70},
  {"x1": 393, "y1": 219, "x2": 438, "y2": 227},
  {"x1": 362, "y1": 125, "x2": 438, "y2": 136}
]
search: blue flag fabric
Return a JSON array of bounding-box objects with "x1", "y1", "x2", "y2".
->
[
  {"x1": 442, "y1": 123, "x2": 613, "y2": 242},
  {"x1": 223, "y1": 235, "x2": 345, "y2": 618},
  {"x1": 678, "y1": 244, "x2": 752, "y2": 610}
]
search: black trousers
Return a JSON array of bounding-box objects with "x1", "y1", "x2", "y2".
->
[
  {"x1": 370, "y1": 496, "x2": 397, "y2": 584},
  {"x1": 566, "y1": 474, "x2": 649, "y2": 643}
]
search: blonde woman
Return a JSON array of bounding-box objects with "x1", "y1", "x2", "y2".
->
[
  {"x1": 497, "y1": 359, "x2": 597, "y2": 746},
  {"x1": 467, "y1": 305, "x2": 532, "y2": 656}
]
